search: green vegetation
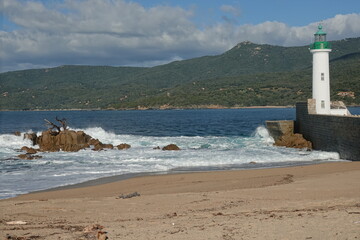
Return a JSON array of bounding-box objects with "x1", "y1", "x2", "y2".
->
[{"x1": 1, "y1": 38, "x2": 360, "y2": 110}]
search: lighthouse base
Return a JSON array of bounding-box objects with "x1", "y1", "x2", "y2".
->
[{"x1": 308, "y1": 99, "x2": 351, "y2": 116}]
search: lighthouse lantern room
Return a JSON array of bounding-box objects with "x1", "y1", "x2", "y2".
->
[{"x1": 310, "y1": 24, "x2": 332, "y2": 114}]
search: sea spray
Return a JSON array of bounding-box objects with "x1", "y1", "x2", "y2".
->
[
  {"x1": 253, "y1": 126, "x2": 275, "y2": 144},
  {"x1": 0, "y1": 133, "x2": 33, "y2": 149}
]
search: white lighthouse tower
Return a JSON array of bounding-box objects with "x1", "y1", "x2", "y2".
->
[{"x1": 310, "y1": 24, "x2": 331, "y2": 114}]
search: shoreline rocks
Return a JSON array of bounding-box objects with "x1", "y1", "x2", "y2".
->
[
  {"x1": 21, "y1": 146, "x2": 38, "y2": 154},
  {"x1": 17, "y1": 129, "x2": 136, "y2": 154},
  {"x1": 162, "y1": 144, "x2": 181, "y2": 151},
  {"x1": 266, "y1": 120, "x2": 312, "y2": 150},
  {"x1": 18, "y1": 154, "x2": 42, "y2": 160},
  {"x1": 117, "y1": 143, "x2": 131, "y2": 150},
  {"x1": 274, "y1": 133, "x2": 312, "y2": 150},
  {"x1": 37, "y1": 130, "x2": 93, "y2": 152},
  {"x1": 92, "y1": 143, "x2": 114, "y2": 151},
  {"x1": 14, "y1": 121, "x2": 182, "y2": 160}
]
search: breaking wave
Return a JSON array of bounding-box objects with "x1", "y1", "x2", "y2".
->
[{"x1": 0, "y1": 126, "x2": 340, "y2": 199}]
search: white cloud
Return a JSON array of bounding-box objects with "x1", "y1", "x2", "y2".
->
[
  {"x1": 1, "y1": 0, "x2": 359, "y2": 72},
  {"x1": 220, "y1": 5, "x2": 241, "y2": 17},
  {"x1": 326, "y1": 14, "x2": 360, "y2": 37}
]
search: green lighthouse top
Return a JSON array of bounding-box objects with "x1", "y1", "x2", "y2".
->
[
  {"x1": 315, "y1": 24, "x2": 326, "y2": 36},
  {"x1": 310, "y1": 24, "x2": 331, "y2": 50}
]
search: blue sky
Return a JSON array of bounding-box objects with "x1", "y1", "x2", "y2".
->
[
  {"x1": 3, "y1": 0, "x2": 358, "y2": 28},
  {"x1": 1, "y1": 0, "x2": 359, "y2": 72},
  {"x1": 134, "y1": 0, "x2": 360, "y2": 26}
]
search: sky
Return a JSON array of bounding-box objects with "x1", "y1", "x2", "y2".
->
[{"x1": 1, "y1": 0, "x2": 360, "y2": 72}]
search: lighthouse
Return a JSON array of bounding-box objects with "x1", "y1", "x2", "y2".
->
[{"x1": 310, "y1": 24, "x2": 332, "y2": 114}]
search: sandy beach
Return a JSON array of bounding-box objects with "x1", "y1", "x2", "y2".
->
[{"x1": 1, "y1": 161, "x2": 360, "y2": 239}]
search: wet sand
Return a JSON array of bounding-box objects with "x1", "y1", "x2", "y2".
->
[{"x1": 1, "y1": 161, "x2": 360, "y2": 239}]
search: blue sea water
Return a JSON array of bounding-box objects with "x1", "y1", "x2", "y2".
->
[{"x1": 1, "y1": 107, "x2": 358, "y2": 199}]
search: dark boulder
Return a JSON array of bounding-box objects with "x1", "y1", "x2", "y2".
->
[
  {"x1": 92, "y1": 144, "x2": 104, "y2": 151},
  {"x1": 102, "y1": 144, "x2": 114, "y2": 149},
  {"x1": 266, "y1": 120, "x2": 312, "y2": 150},
  {"x1": 274, "y1": 133, "x2": 312, "y2": 150},
  {"x1": 117, "y1": 143, "x2": 131, "y2": 150},
  {"x1": 18, "y1": 154, "x2": 42, "y2": 160},
  {"x1": 162, "y1": 144, "x2": 181, "y2": 151},
  {"x1": 92, "y1": 143, "x2": 113, "y2": 151},
  {"x1": 20, "y1": 146, "x2": 37, "y2": 154},
  {"x1": 89, "y1": 138, "x2": 102, "y2": 146}
]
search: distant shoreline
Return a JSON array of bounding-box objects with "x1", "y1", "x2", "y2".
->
[
  {"x1": 0, "y1": 105, "x2": 296, "y2": 112},
  {"x1": 3, "y1": 104, "x2": 360, "y2": 112}
]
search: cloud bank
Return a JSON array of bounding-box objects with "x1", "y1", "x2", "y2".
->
[{"x1": 1, "y1": 0, "x2": 360, "y2": 72}]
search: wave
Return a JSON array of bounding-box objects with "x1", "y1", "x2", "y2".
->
[
  {"x1": 0, "y1": 126, "x2": 339, "y2": 159},
  {"x1": 0, "y1": 133, "x2": 33, "y2": 156},
  {"x1": 0, "y1": 126, "x2": 340, "y2": 199},
  {"x1": 253, "y1": 126, "x2": 275, "y2": 144}
]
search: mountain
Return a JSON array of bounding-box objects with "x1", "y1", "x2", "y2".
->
[
  {"x1": 128, "y1": 52, "x2": 360, "y2": 108},
  {"x1": 1, "y1": 37, "x2": 360, "y2": 110}
]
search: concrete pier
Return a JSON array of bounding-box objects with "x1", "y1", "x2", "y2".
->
[{"x1": 295, "y1": 101, "x2": 360, "y2": 161}]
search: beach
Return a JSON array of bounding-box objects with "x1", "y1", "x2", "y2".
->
[{"x1": 1, "y1": 161, "x2": 360, "y2": 239}]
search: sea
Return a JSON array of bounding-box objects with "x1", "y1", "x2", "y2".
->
[{"x1": 1, "y1": 107, "x2": 359, "y2": 199}]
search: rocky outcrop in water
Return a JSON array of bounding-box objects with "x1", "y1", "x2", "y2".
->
[
  {"x1": 17, "y1": 118, "x2": 179, "y2": 158},
  {"x1": 21, "y1": 130, "x2": 130, "y2": 153},
  {"x1": 21, "y1": 146, "x2": 38, "y2": 154},
  {"x1": 92, "y1": 143, "x2": 114, "y2": 151},
  {"x1": 117, "y1": 143, "x2": 131, "y2": 150},
  {"x1": 274, "y1": 133, "x2": 312, "y2": 150},
  {"x1": 37, "y1": 130, "x2": 92, "y2": 152},
  {"x1": 162, "y1": 144, "x2": 181, "y2": 151},
  {"x1": 18, "y1": 153, "x2": 42, "y2": 160},
  {"x1": 266, "y1": 120, "x2": 312, "y2": 150}
]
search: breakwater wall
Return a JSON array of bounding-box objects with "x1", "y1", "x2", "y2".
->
[{"x1": 295, "y1": 101, "x2": 360, "y2": 161}]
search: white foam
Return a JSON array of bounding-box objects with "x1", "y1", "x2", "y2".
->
[
  {"x1": 253, "y1": 126, "x2": 275, "y2": 144},
  {"x1": 0, "y1": 134, "x2": 33, "y2": 149},
  {"x1": 0, "y1": 127, "x2": 341, "y2": 199}
]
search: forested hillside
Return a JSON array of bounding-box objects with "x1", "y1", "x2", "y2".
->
[{"x1": 1, "y1": 38, "x2": 359, "y2": 110}]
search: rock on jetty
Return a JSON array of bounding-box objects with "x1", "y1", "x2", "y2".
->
[
  {"x1": 274, "y1": 133, "x2": 312, "y2": 149},
  {"x1": 266, "y1": 120, "x2": 312, "y2": 150}
]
